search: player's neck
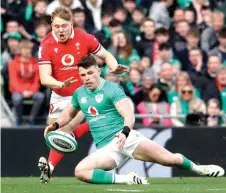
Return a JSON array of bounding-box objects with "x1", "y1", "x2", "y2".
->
[{"x1": 89, "y1": 78, "x2": 104, "y2": 92}]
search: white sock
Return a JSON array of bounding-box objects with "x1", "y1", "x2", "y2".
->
[
  {"x1": 190, "y1": 163, "x2": 200, "y2": 173},
  {"x1": 48, "y1": 162, "x2": 54, "y2": 173},
  {"x1": 114, "y1": 174, "x2": 132, "y2": 184}
]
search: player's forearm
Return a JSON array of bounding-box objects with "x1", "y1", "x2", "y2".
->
[
  {"x1": 105, "y1": 52, "x2": 119, "y2": 70},
  {"x1": 40, "y1": 75, "x2": 62, "y2": 89},
  {"x1": 123, "y1": 116, "x2": 135, "y2": 130},
  {"x1": 56, "y1": 108, "x2": 77, "y2": 128}
]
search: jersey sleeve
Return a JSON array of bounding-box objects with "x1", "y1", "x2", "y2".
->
[
  {"x1": 71, "y1": 91, "x2": 80, "y2": 109},
  {"x1": 84, "y1": 32, "x2": 101, "y2": 54},
  {"x1": 110, "y1": 83, "x2": 127, "y2": 105},
  {"x1": 38, "y1": 42, "x2": 52, "y2": 65}
]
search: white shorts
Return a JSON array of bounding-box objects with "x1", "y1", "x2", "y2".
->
[
  {"x1": 93, "y1": 130, "x2": 148, "y2": 167},
  {"x1": 48, "y1": 92, "x2": 72, "y2": 119}
]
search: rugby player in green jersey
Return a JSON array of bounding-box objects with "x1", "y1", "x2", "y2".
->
[{"x1": 45, "y1": 56, "x2": 224, "y2": 184}]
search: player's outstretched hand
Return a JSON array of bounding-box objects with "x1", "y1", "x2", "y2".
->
[
  {"x1": 110, "y1": 64, "x2": 129, "y2": 74},
  {"x1": 115, "y1": 133, "x2": 127, "y2": 150},
  {"x1": 44, "y1": 124, "x2": 56, "y2": 137},
  {"x1": 61, "y1": 77, "x2": 77, "y2": 88}
]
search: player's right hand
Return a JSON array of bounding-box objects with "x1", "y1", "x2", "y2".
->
[
  {"x1": 44, "y1": 124, "x2": 56, "y2": 137},
  {"x1": 59, "y1": 77, "x2": 77, "y2": 88}
]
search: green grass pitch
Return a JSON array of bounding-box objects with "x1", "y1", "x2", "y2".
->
[{"x1": 2, "y1": 177, "x2": 226, "y2": 193}]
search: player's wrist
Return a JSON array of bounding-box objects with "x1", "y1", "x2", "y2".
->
[{"x1": 121, "y1": 126, "x2": 131, "y2": 138}]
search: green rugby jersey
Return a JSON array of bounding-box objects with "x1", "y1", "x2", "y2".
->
[{"x1": 72, "y1": 79, "x2": 127, "y2": 148}]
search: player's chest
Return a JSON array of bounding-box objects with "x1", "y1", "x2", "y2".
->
[
  {"x1": 79, "y1": 92, "x2": 110, "y2": 115},
  {"x1": 50, "y1": 41, "x2": 89, "y2": 68}
]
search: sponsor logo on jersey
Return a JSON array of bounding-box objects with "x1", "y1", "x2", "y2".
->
[
  {"x1": 95, "y1": 94, "x2": 103, "y2": 103},
  {"x1": 88, "y1": 106, "x2": 99, "y2": 116},
  {"x1": 61, "y1": 54, "x2": 74, "y2": 66},
  {"x1": 81, "y1": 97, "x2": 87, "y2": 104},
  {"x1": 54, "y1": 48, "x2": 58, "y2": 53}
]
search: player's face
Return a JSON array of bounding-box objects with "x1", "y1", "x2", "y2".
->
[
  {"x1": 79, "y1": 65, "x2": 101, "y2": 90},
  {"x1": 52, "y1": 17, "x2": 73, "y2": 42}
]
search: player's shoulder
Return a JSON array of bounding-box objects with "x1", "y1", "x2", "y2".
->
[
  {"x1": 40, "y1": 32, "x2": 56, "y2": 47},
  {"x1": 73, "y1": 85, "x2": 86, "y2": 96},
  {"x1": 104, "y1": 80, "x2": 123, "y2": 91}
]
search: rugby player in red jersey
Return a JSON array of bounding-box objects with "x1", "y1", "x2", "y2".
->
[{"x1": 38, "y1": 6, "x2": 128, "y2": 184}]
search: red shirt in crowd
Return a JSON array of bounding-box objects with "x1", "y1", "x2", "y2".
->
[
  {"x1": 38, "y1": 28, "x2": 101, "y2": 96},
  {"x1": 8, "y1": 56, "x2": 40, "y2": 94}
]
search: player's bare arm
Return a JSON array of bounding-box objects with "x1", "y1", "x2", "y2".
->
[
  {"x1": 44, "y1": 104, "x2": 79, "y2": 137},
  {"x1": 114, "y1": 97, "x2": 135, "y2": 150},
  {"x1": 94, "y1": 46, "x2": 129, "y2": 74},
  {"x1": 39, "y1": 64, "x2": 77, "y2": 89}
]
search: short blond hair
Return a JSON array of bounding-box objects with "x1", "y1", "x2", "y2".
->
[{"x1": 51, "y1": 6, "x2": 73, "y2": 22}]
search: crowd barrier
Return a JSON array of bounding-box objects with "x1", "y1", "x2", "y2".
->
[{"x1": 2, "y1": 125, "x2": 226, "y2": 177}]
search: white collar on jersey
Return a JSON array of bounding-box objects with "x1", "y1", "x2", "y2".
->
[{"x1": 52, "y1": 28, "x2": 74, "y2": 43}]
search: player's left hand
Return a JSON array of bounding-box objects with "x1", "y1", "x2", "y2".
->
[
  {"x1": 110, "y1": 64, "x2": 129, "y2": 74},
  {"x1": 115, "y1": 133, "x2": 126, "y2": 150}
]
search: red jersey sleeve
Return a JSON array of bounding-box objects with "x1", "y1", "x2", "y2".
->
[
  {"x1": 38, "y1": 42, "x2": 52, "y2": 65},
  {"x1": 84, "y1": 32, "x2": 101, "y2": 54}
]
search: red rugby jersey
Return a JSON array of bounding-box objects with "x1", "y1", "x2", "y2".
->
[{"x1": 38, "y1": 28, "x2": 101, "y2": 96}]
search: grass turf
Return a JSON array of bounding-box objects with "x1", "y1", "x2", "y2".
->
[{"x1": 1, "y1": 177, "x2": 226, "y2": 193}]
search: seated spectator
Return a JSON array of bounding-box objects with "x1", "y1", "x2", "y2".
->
[
  {"x1": 177, "y1": 28, "x2": 207, "y2": 71},
  {"x1": 152, "y1": 43, "x2": 181, "y2": 77},
  {"x1": 216, "y1": 66, "x2": 226, "y2": 113},
  {"x1": 46, "y1": 0, "x2": 83, "y2": 15},
  {"x1": 210, "y1": 28, "x2": 226, "y2": 66},
  {"x1": 108, "y1": 30, "x2": 140, "y2": 68},
  {"x1": 167, "y1": 72, "x2": 200, "y2": 104},
  {"x1": 125, "y1": 68, "x2": 142, "y2": 96},
  {"x1": 171, "y1": 85, "x2": 206, "y2": 126},
  {"x1": 148, "y1": 0, "x2": 171, "y2": 29},
  {"x1": 199, "y1": 6, "x2": 212, "y2": 32},
  {"x1": 139, "y1": 55, "x2": 151, "y2": 72},
  {"x1": 137, "y1": 84, "x2": 172, "y2": 126},
  {"x1": 113, "y1": 8, "x2": 128, "y2": 28},
  {"x1": 201, "y1": 11, "x2": 225, "y2": 54},
  {"x1": 8, "y1": 40, "x2": 45, "y2": 126},
  {"x1": 184, "y1": 8, "x2": 196, "y2": 27},
  {"x1": 157, "y1": 62, "x2": 175, "y2": 92},
  {"x1": 127, "y1": 6, "x2": 145, "y2": 45},
  {"x1": 135, "y1": 18, "x2": 155, "y2": 59},
  {"x1": 206, "y1": 98, "x2": 224, "y2": 126},
  {"x1": 122, "y1": 0, "x2": 137, "y2": 25},
  {"x1": 72, "y1": 8, "x2": 93, "y2": 33}
]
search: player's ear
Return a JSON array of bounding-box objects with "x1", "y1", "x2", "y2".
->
[{"x1": 98, "y1": 67, "x2": 102, "y2": 75}]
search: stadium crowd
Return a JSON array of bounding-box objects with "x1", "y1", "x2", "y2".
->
[{"x1": 1, "y1": 0, "x2": 226, "y2": 127}]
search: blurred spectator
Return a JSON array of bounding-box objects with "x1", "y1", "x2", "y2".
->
[
  {"x1": 210, "y1": 28, "x2": 226, "y2": 65},
  {"x1": 1, "y1": 0, "x2": 27, "y2": 25},
  {"x1": 108, "y1": 31, "x2": 140, "y2": 68},
  {"x1": 1, "y1": 32, "x2": 21, "y2": 76},
  {"x1": 148, "y1": 0, "x2": 171, "y2": 29},
  {"x1": 46, "y1": 0, "x2": 83, "y2": 15},
  {"x1": 152, "y1": 43, "x2": 181, "y2": 77},
  {"x1": 113, "y1": 8, "x2": 128, "y2": 28},
  {"x1": 199, "y1": 5, "x2": 212, "y2": 32},
  {"x1": 172, "y1": 20, "x2": 190, "y2": 59},
  {"x1": 201, "y1": 11, "x2": 225, "y2": 53},
  {"x1": 139, "y1": 55, "x2": 151, "y2": 72},
  {"x1": 137, "y1": 83, "x2": 172, "y2": 126},
  {"x1": 176, "y1": 28, "x2": 208, "y2": 71},
  {"x1": 81, "y1": 0, "x2": 116, "y2": 30},
  {"x1": 167, "y1": 72, "x2": 200, "y2": 104},
  {"x1": 8, "y1": 40, "x2": 44, "y2": 126},
  {"x1": 157, "y1": 62, "x2": 175, "y2": 92},
  {"x1": 206, "y1": 98, "x2": 224, "y2": 126},
  {"x1": 122, "y1": 0, "x2": 137, "y2": 25},
  {"x1": 135, "y1": 18, "x2": 155, "y2": 59},
  {"x1": 188, "y1": 47, "x2": 206, "y2": 72},
  {"x1": 129, "y1": 71, "x2": 154, "y2": 106},
  {"x1": 24, "y1": 0, "x2": 49, "y2": 34},
  {"x1": 128, "y1": 6, "x2": 145, "y2": 45},
  {"x1": 72, "y1": 8, "x2": 93, "y2": 33},
  {"x1": 216, "y1": 66, "x2": 226, "y2": 113},
  {"x1": 171, "y1": 84, "x2": 206, "y2": 126},
  {"x1": 184, "y1": 8, "x2": 196, "y2": 27},
  {"x1": 125, "y1": 68, "x2": 142, "y2": 96}
]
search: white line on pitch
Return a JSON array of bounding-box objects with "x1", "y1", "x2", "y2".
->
[
  {"x1": 206, "y1": 189, "x2": 226, "y2": 191},
  {"x1": 106, "y1": 189, "x2": 144, "y2": 192}
]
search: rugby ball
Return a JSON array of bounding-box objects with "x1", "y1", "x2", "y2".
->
[{"x1": 45, "y1": 131, "x2": 78, "y2": 154}]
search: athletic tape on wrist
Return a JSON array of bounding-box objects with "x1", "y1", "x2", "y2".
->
[
  {"x1": 121, "y1": 126, "x2": 131, "y2": 138},
  {"x1": 53, "y1": 122, "x2": 59, "y2": 130}
]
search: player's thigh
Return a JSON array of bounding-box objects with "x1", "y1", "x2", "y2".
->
[
  {"x1": 75, "y1": 151, "x2": 117, "y2": 173},
  {"x1": 132, "y1": 139, "x2": 176, "y2": 165}
]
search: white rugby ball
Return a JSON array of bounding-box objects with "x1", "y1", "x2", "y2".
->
[{"x1": 45, "y1": 131, "x2": 78, "y2": 154}]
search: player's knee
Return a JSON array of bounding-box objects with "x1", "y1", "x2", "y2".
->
[{"x1": 74, "y1": 166, "x2": 87, "y2": 181}]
